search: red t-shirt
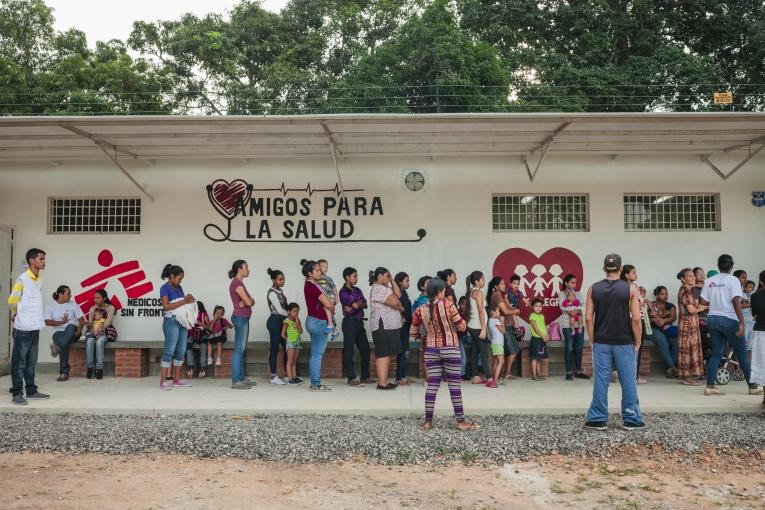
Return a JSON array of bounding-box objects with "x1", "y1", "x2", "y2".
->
[{"x1": 304, "y1": 280, "x2": 326, "y2": 320}]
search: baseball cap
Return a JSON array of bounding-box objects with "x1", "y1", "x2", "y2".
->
[{"x1": 603, "y1": 253, "x2": 622, "y2": 271}]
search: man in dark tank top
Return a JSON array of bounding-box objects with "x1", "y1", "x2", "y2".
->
[{"x1": 584, "y1": 254, "x2": 645, "y2": 431}]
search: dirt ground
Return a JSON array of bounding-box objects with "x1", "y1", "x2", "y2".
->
[{"x1": 1, "y1": 447, "x2": 764, "y2": 510}]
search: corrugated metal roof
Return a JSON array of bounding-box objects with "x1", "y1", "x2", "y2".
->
[{"x1": 0, "y1": 112, "x2": 764, "y2": 161}]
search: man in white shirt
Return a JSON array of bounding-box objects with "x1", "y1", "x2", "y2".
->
[
  {"x1": 7, "y1": 248, "x2": 50, "y2": 405},
  {"x1": 700, "y1": 254, "x2": 763, "y2": 396}
]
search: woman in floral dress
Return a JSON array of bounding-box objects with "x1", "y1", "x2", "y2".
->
[{"x1": 676, "y1": 268, "x2": 708, "y2": 385}]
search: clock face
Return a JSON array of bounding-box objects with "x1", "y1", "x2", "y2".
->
[{"x1": 405, "y1": 171, "x2": 425, "y2": 191}]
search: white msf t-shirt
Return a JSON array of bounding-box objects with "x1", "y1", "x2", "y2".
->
[
  {"x1": 45, "y1": 300, "x2": 84, "y2": 332},
  {"x1": 701, "y1": 273, "x2": 743, "y2": 321}
]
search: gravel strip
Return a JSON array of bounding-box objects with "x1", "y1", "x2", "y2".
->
[{"x1": 0, "y1": 413, "x2": 763, "y2": 464}]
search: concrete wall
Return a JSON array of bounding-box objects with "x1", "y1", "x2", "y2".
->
[{"x1": 1, "y1": 151, "x2": 763, "y2": 364}]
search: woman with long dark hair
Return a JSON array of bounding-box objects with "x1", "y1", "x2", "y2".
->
[
  {"x1": 229, "y1": 259, "x2": 254, "y2": 389},
  {"x1": 676, "y1": 268, "x2": 706, "y2": 385},
  {"x1": 436, "y1": 269, "x2": 457, "y2": 304},
  {"x1": 369, "y1": 267, "x2": 404, "y2": 390},
  {"x1": 647, "y1": 285, "x2": 679, "y2": 378},
  {"x1": 559, "y1": 273, "x2": 588, "y2": 381},
  {"x1": 410, "y1": 278, "x2": 478, "y2": 431},
  {"x1": 486, "y1": 276, "x2": 520, "y2": 380},
  {"x1": 394, "y1": 272, "x2": 413, "y2": 386},
  {"x1": 159, "y1": 264, "x2": 195, "y2": 390},
  {"x1": 45, "y1": 285, "x2": 86, "y2": 381},
  {"x1": 464, "y1": 271, "x2": 490, "y2": 385},
  {"x1": 84, "y1": 289, "x2": 118, "y2": 380},
  {"x1": 621, "y1": 264, "x2": 649, "y2": 384},
  {"x1": 302, "y1": 259, "x2": 335, "y2": 391},
  {"x1": 339, "y1": 267, "x2": 370, "y2": 386},
  {"x1": 266, "y1": 268, "x2": 289, "y2": 386}
]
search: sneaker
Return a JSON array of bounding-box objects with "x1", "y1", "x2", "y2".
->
[
  {"x1": 565, "y1": 374, "x2": 574, "y2": 381},
  {"x1": 309, "y1": 385, "x2": 332, "y2": 392},
  {"x1": 704, "y1": 387, "x2": 724, "y2": 396},
  {"x1": 244, "y1": 377, "x2": 257, "y2": 387},
  {"x1": 172, "y1": 379, "x2": 192, "y2": 388},
  {"x1": 347, "y1": 379, "x2": 364, "y2": 387},
  {"x1": 485, "y1": 380, "x2": 498, "y2": 389},
  {"x1": 360, "y1": 378, "x2": 374, "y2": 384},
  {"x1": 12, "y1": 394, "x2": 27, "y2": 405},
  {"x1": 26, "y1": 391, "x2": 49, "y2": 399},
  {"x1": 295, "y1": 377, "x2": 305, "y2": 384},
  {"x1": 56, "y1": 374, "x2": 69, "y2": 382},
  {"x1": 50, "y1": 343, "x2": 59, "y2": 358},
  {"x1": 215, "y1": 358, "x2": 222, "y2": 366},
  {"x1": 86, "y1": 367, "x2": 94, "y2": 379},
  {"x1": 584, "y1": 421, "x2": 608, "y2": 431},
  {"x1": 160, "y1": 381, "x2": 172, "y2": 391},
  {"x1": 270, "y1": 376, "x2": 287, "y2": 385},
  {"x1": 288, "y1": 378, "x2": 302, "y2": 385},
  {"x1": 575, "y1": 372, "x2": 591, "y2": 380},
  {"x1": 748, "y1": 386, "x2": 764, "y2": 395},
  {"x1": 622, "y1": 422, "x2": 646, "y2": 431},
  {"x1": 95, "y1": 369, "x2": 103, "y2": 380},
  {"x1": 376, "y1": 384, "x2": 395, "y2": 391},
  {"x1": 231, "y1": 381, "x2": 251, "y2": 389}
]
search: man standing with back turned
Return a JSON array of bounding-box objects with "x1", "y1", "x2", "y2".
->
[{"x1": 584, "y1": 254, "x2": 645, "y2": 431}]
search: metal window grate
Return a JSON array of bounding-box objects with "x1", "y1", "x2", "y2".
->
[
  {"x1": 48, "y1": 197, "x2": 142, "y2": 234},
  {"x1": 623, "y1": 193, "x2": 720, "y2": 232},
  {"x1": 492, "y1": 194, "x2": 589, "y2": 232}
]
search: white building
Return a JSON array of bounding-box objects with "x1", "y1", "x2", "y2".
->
[{"x1": 1, "y1": 113, "x2": 764, "y2": 367}]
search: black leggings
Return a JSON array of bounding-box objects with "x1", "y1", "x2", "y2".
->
[
  {"x1": 266, "y1": 314, "x2": 287, "y2": 376},
  {"x1": 342, "y1": 316, "x2": 371, "y2": 381},
  {"x1": 468, "y1": 327, "x2": 491, "y2": 378}
]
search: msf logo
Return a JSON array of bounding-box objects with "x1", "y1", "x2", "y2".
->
[{"x1": 75, "y1": 249, "x2": 154, "y2": 313}]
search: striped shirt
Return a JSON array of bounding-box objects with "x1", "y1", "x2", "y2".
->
[
  {"x1": 410, "y1": 298, "x2": 466, "y2": 348},
  {"x1": 8, "y1": 269, "x2": 45, "y2": 331}
]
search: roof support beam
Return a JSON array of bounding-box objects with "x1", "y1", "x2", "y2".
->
[
  {"x1": 321, "y1": 122, "x2": 345, "y2": 197},
  {"x1": 703, "y1": 143, "x2": 765, "y2": 181},
  {"x1": 59, "y1": 123, "x2": 153, "y2": 201},
  {"x1": 522, "y1": 122, "x2": 571, "y2": 182}
]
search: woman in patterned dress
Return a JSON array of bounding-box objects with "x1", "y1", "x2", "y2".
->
[{"x1": 676, "y1": 268, "x2": 707, "y2": 385}]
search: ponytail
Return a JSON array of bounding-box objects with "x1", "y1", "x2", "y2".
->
[
  {"x1": 228, "y1": 260, "x2": 247, "y2": 279},
  {"x1": 462, "y1": 270, "x2": 483, "y2": 323},
  {"x1": 267, "y1": 268, "x2": 284, "y2": 281},
  {"x1": 485, "y1": 276, "x2": 502, "y2": 303},
  {"x1": 161, "y1": 264, "x2": 183, "y2": 280},
  {"x1": 369, "y1": 267, "x2": 388, "y2": 286},
  {"x1": 52, "y1": 285, "x2": 70, "y2": 301}
]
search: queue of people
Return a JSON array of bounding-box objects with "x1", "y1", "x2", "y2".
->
[{"x1": 7, "y1": 247, "x2": 765, "y2": 427}]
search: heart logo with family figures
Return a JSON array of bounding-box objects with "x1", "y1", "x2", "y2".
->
[
  {"x1": 207, "y1": 179, "x2": 252, "y2": 220},
  {"x1": 492, "y1": 247, "x2": 584, "y2": 325}
]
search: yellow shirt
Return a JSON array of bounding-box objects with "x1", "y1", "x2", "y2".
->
[{"x1": 529, "y1": 312, "x2": 547, "y2": 338}]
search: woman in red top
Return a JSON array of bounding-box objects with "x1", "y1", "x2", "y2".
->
[
  {"x1": 410, "y1": 278, "x2": 479, "y2": 431},
  {"x1": 302, "y1": 259, "x2": 336, "y2": 391}
]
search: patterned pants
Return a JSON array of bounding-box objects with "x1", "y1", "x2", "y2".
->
[{"x1": 423, "y1": 346, "x2": 464, "y2": 422}]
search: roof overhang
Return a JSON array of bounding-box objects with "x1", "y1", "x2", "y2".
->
[{"x1": 1, "y1": 112, "x2": 764, "y2": 162}]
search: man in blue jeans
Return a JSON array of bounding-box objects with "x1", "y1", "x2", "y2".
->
[
  {"x1": 8, "y1": 248, "x2": 50, "y2": 405},
  {"x1": 700, "y1": 254, "x2": 763, "y2": 396},
  {"x1": 585, "y1": 253, "x2": 645, "y2": 431}
]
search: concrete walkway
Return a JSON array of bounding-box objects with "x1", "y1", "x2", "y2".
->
[{"x1": 0, "y1": 373, "x2": 762, "y2": 416}]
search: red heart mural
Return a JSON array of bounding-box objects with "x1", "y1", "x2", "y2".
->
[
  {"x1": 208, "y1": 179, "x2": 251, "y2": 220},
  {"x1": 492, "y1": 247, "x2": 583, "y2": 325}
]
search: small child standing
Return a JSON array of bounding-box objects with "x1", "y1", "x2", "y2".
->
[
  {"x1": 561, "y1": 290, "x2": 583, "y2": 334},
  {"x1": 528, "y1": 298, "x2": 549, "y2": 381},
  {"x1": 486, "y1": 304, "x2": 505, "y2": 389},
  {"x1": 207, "y1": 305, "x2": 232, "y2": 366},
  {"x1": 317, "y1": 259, "x2": 338, "y2": 336},
  {"x1": 743, "y1": 280, "x2": 756, "y2": 352},
  {"x1": 186, "y1": 301, "x2": 211, "y2": 379},
  {"x1": 281, "y1": 302, "x2": 304, "y2": 384}
]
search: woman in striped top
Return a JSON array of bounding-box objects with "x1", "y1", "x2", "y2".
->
[{"x1": 410, "y1": 278, "x2": 479, "y2": 431}]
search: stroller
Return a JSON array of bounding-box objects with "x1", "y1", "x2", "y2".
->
[{"x1": 714, "y1": 347, "x2": 745, "y2": 385}]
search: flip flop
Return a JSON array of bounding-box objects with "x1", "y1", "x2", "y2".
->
[
  {"x1": 456, "y1": 421, "x2": 480, "y2": 431},
  {"x1": 421, "y1": 421, "x2": 433, "y2": 431}
]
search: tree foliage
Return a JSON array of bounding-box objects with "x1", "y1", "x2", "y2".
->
[{"x1": 1, "y1": 0, "x2": 763, "y2": 115}]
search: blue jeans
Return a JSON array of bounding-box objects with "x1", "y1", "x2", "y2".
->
[
  {"x1": 396, "y1": 322, "x2": 411, "y2": 381},
  {"x1": 52, "y1": 324, "x2": 78, "y2": 375},
  {"x1": 231, "y1": 315, "x2": 250, "y2": 383},
  {"x1": 706, "y1": 315, "x2": 752, "y2": 387},
  {"x1": 185, "y1": 342, "x2": 208, "y2": 368},
  {"x1": 459, "y1": 334, "x2": 472, "y2": 377},
  {"x1": 266, "y1": 314, "x2": 286, "y2": 376},
  {"x1": 306, "y1": 316, "x2": 329, "y2": 387},
  {"x1": 586, "y1": 343, "x2": 643, "y2": 425},
  {"x1": 86, "y1": 334, "x2": 107, "y2": 369},
  {"x1": 9, "y1": 328, "x2": 40, "y2": 396},
  {"x1": 562, "y1": 327, "x2": 585, "y2": 374},
  {"x1": 646, "y1": 327, "x2": 677, "y2": 369},
  {"x1": 161, "y1": 318, "x2": 188, "y2": 368}
]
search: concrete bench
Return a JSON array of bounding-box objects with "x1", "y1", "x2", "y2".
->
[{"x1": 68, "y1": 340, "x2": 420, "y2": 380}]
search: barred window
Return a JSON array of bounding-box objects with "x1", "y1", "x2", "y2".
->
[
  {"x1": 492, "y1": 194, "x2": 589, "y2": 232},
  {"x1": 48, "y1": 197, "x2": 142, "y2": 234},
  {"x1": 623, "y1": 194, "x2": 720, "y2": 232}
]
